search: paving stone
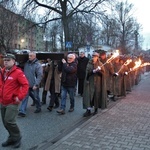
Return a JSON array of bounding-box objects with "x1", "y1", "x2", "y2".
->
[{"x1": 47, "y1": 73, "x2": 150, "y2": 150}]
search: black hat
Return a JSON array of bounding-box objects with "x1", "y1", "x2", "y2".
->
[{"x1": 4, "y1": 53, "x2": 16, "y2": 60}]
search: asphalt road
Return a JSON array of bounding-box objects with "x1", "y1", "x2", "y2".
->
[{"x1": 0, "y1": 90, "x2": 86, "y2": 150}]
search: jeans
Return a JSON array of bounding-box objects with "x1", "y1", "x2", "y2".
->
[
  {"x1": 19, "y1": 88, "x2": 41, "y2": 114},
  {"x1": 60, "y1": 86, "x2": 75, "y2": 110},
  {"x1": 1, "y1": 104, "x2": 21, "y2": 141}
]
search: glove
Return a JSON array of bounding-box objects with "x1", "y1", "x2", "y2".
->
[
  {"x1": 93, "y1": 66, "x2": 101, "y2": 73},
  {"x1": 93, "y1": 69, "x2": 97, "y2": 73},
  {"x1": 124, "y1": 72, "x2": 128, "y2": 75},
  {"x1": 113, "y1": 73, "x2": 119, "y2": 77},
  {"x1": 97, "y1": 66, "x2": 101, "y2": 71}
]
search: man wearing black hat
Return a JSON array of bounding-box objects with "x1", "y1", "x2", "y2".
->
[{"x1": 0, "y1": 53, "x2": 29, "y2": 148}]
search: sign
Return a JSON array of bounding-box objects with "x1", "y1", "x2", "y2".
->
[
  {"x1": 66, "y1": 41, "x2": 72, "y2": 48},
  {"x1": 87, "y1": 45, "x2": 90, "y2": 52}
]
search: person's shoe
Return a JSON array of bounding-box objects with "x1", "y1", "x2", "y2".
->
[
  {"x1": 47, "y1": 106, "x2": 53, "y2": 111},
  {"x1": 92, "y1": 108, "x2": 98, "y2": 116},
  {"x1": 34, "y1": 108, "x2": 41, "y2": 113},
  {"x1": 2, "y1": 140, "x2": 15, "y2": 147},
  {"x1": 18, "y1": 112, "x2": 26, "y2": 117},
  {"x1": 57, "y1": 109, "x2": 65, "y2": 114},
  {"x1": 83, "y1": 110, "x2": 91, "y2": 117},
  {"x1": 12, "y1": 137, "x2": 21, "y2": 148},
  {"x1": 68, "y1": 108, "x2": 74, "y2": 112},
  {"x1": 111, "y1": 96, "x2": 116, "y2": 102}
]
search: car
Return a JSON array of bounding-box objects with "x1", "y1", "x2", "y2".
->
[
  {"x1": 7, "y1": 49, "x2": 20, "y2": 54},
  {"x1": 17, "y1": 49, "x2": 31, "y2": 54}
]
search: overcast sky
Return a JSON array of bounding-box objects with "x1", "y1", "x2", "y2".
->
[{"x1": 127, "y1": 0, "x2": 150, "y2": 50}]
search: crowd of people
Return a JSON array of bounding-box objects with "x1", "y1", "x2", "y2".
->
[
  {"x1": 16, "y1": 50, "x2": 147, "y2": 117},
  {"x1": 0, "y1": 50, "x2": 148, "y2": 148}
]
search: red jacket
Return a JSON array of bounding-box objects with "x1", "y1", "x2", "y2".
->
[{"x1": 0, "y1": 65, "x2": 29, "y2": 105}]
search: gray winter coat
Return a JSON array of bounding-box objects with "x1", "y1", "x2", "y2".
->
[{"x1": 24, "y1": 58, "x2": 43, "y2": 88}]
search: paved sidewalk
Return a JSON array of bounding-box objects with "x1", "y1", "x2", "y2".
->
[{"x1": 41, "y1": 72, "x2": 150, "y2": 150}]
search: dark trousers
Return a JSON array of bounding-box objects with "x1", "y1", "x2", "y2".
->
[
  {"x1": 42, "y1": 90, "x2": 47, "y2": 104},
  {"x1": 1, "y1": 104, "x2": 21, "y2": 141},
  {"x1": 78, "y1": 79, "x2": 84, "y2": 95},
  {"x1": 49, "y1": 81, "x2": 59, "y2": 107}
]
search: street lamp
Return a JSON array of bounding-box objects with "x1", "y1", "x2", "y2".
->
[
  {"x1": 134, "y1": 30, "x2": 139, "y2": 54},
  {"x1": 21, "y1": 39, "x2": 24, "y2": 43},
  {"x1": 21, "y1": 39, "x2": 25, "y2": 49}
]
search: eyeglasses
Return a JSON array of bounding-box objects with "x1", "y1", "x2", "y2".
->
[{"x1": 3, "y1": 58, "x2": 11, "y2": 61}]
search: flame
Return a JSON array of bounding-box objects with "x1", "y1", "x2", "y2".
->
[
  {"x1": 140, "y1": 62, "x2": 150, "y2": 67},
  {"x1": 114, "y1": 50, "x2": 120, "y2": 57},
  {"x1": 124, "y1": 59, "x2": 132, "y2": 66},
  {"x1": 132, "y1": 59, "x2": 142, "y2": 70},
  {"x1": 106, "y1": 50, "x2": 119, "y2": 63}
]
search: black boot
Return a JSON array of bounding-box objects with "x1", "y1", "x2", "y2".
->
[
  {"x1": 93, "y1": 108, "x2": 98, "y2": 116},
  {"x1": 83, "y1": 109, "x2": 91, "y2": 117},
  {"x1": 111, "y1": 95, "x2": 116, "y2": 102},
  {"x1": 2, "y1": 140, "x2": 15, "y2": 147},
  {"x1": 12, "y1": 137, "x2": 21, "y2": 148}
]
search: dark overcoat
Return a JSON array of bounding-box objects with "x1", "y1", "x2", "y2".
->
[
  {"x1": 100, "y1": 58, "x2": 114, "y2": 93},
  {"x1": 77, "y1": 56, "x2": 89, "y2": 79},
  {"x1": 83, "y1": 59, "x2": 107, "y2": 109}
]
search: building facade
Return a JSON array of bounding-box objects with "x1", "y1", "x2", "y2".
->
[{"x1": 0, "y1": 6, "x2": 44, "y2": 52}]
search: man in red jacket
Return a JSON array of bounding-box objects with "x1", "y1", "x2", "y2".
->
[{"x1": 0, "y1": 53, "x2": 29, "y2": 148}]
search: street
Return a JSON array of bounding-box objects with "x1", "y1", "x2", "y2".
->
[
  {"x1": 0, "y1": 72, "x2": 150, "y2": 150},
  {"x1": 0, "y1": 90, "x2": 86, "y2": 150}
]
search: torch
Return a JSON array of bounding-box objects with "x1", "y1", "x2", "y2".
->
[
  {"x1": 128, "y1": 59, "x2": 142, "y2": 73},
  {"x1": 117, "y1": 59, "x2": 132, "y2": 74},
  {"x1": 101, "y1": 50, "x2": 119, "y2": 67}
]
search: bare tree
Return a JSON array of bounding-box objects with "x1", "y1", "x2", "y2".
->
[
  {"x1": 15, "y1": 0, "x2": 113, "y2": 51},
  {"x1": 113, "y1": 1, "x2": 142, "y2": 54},
  {"x1": 99, "y1": 1, "x2": 142, "y2": 54}
]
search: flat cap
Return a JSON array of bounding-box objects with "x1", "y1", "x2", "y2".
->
[{"x1": 4, "y1": 53, "x2": 16, "y2": 60}]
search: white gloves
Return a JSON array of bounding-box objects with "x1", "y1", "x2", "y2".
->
[
  {"x1": 124, "y1": 72, "x2": 128, "y2": 75},
  {"x1": 93, "y1": 66, "x2": 101, "y2": 73},
  {"x1": 113, "y1": 73, "x2": 119, "y2": 77}
]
